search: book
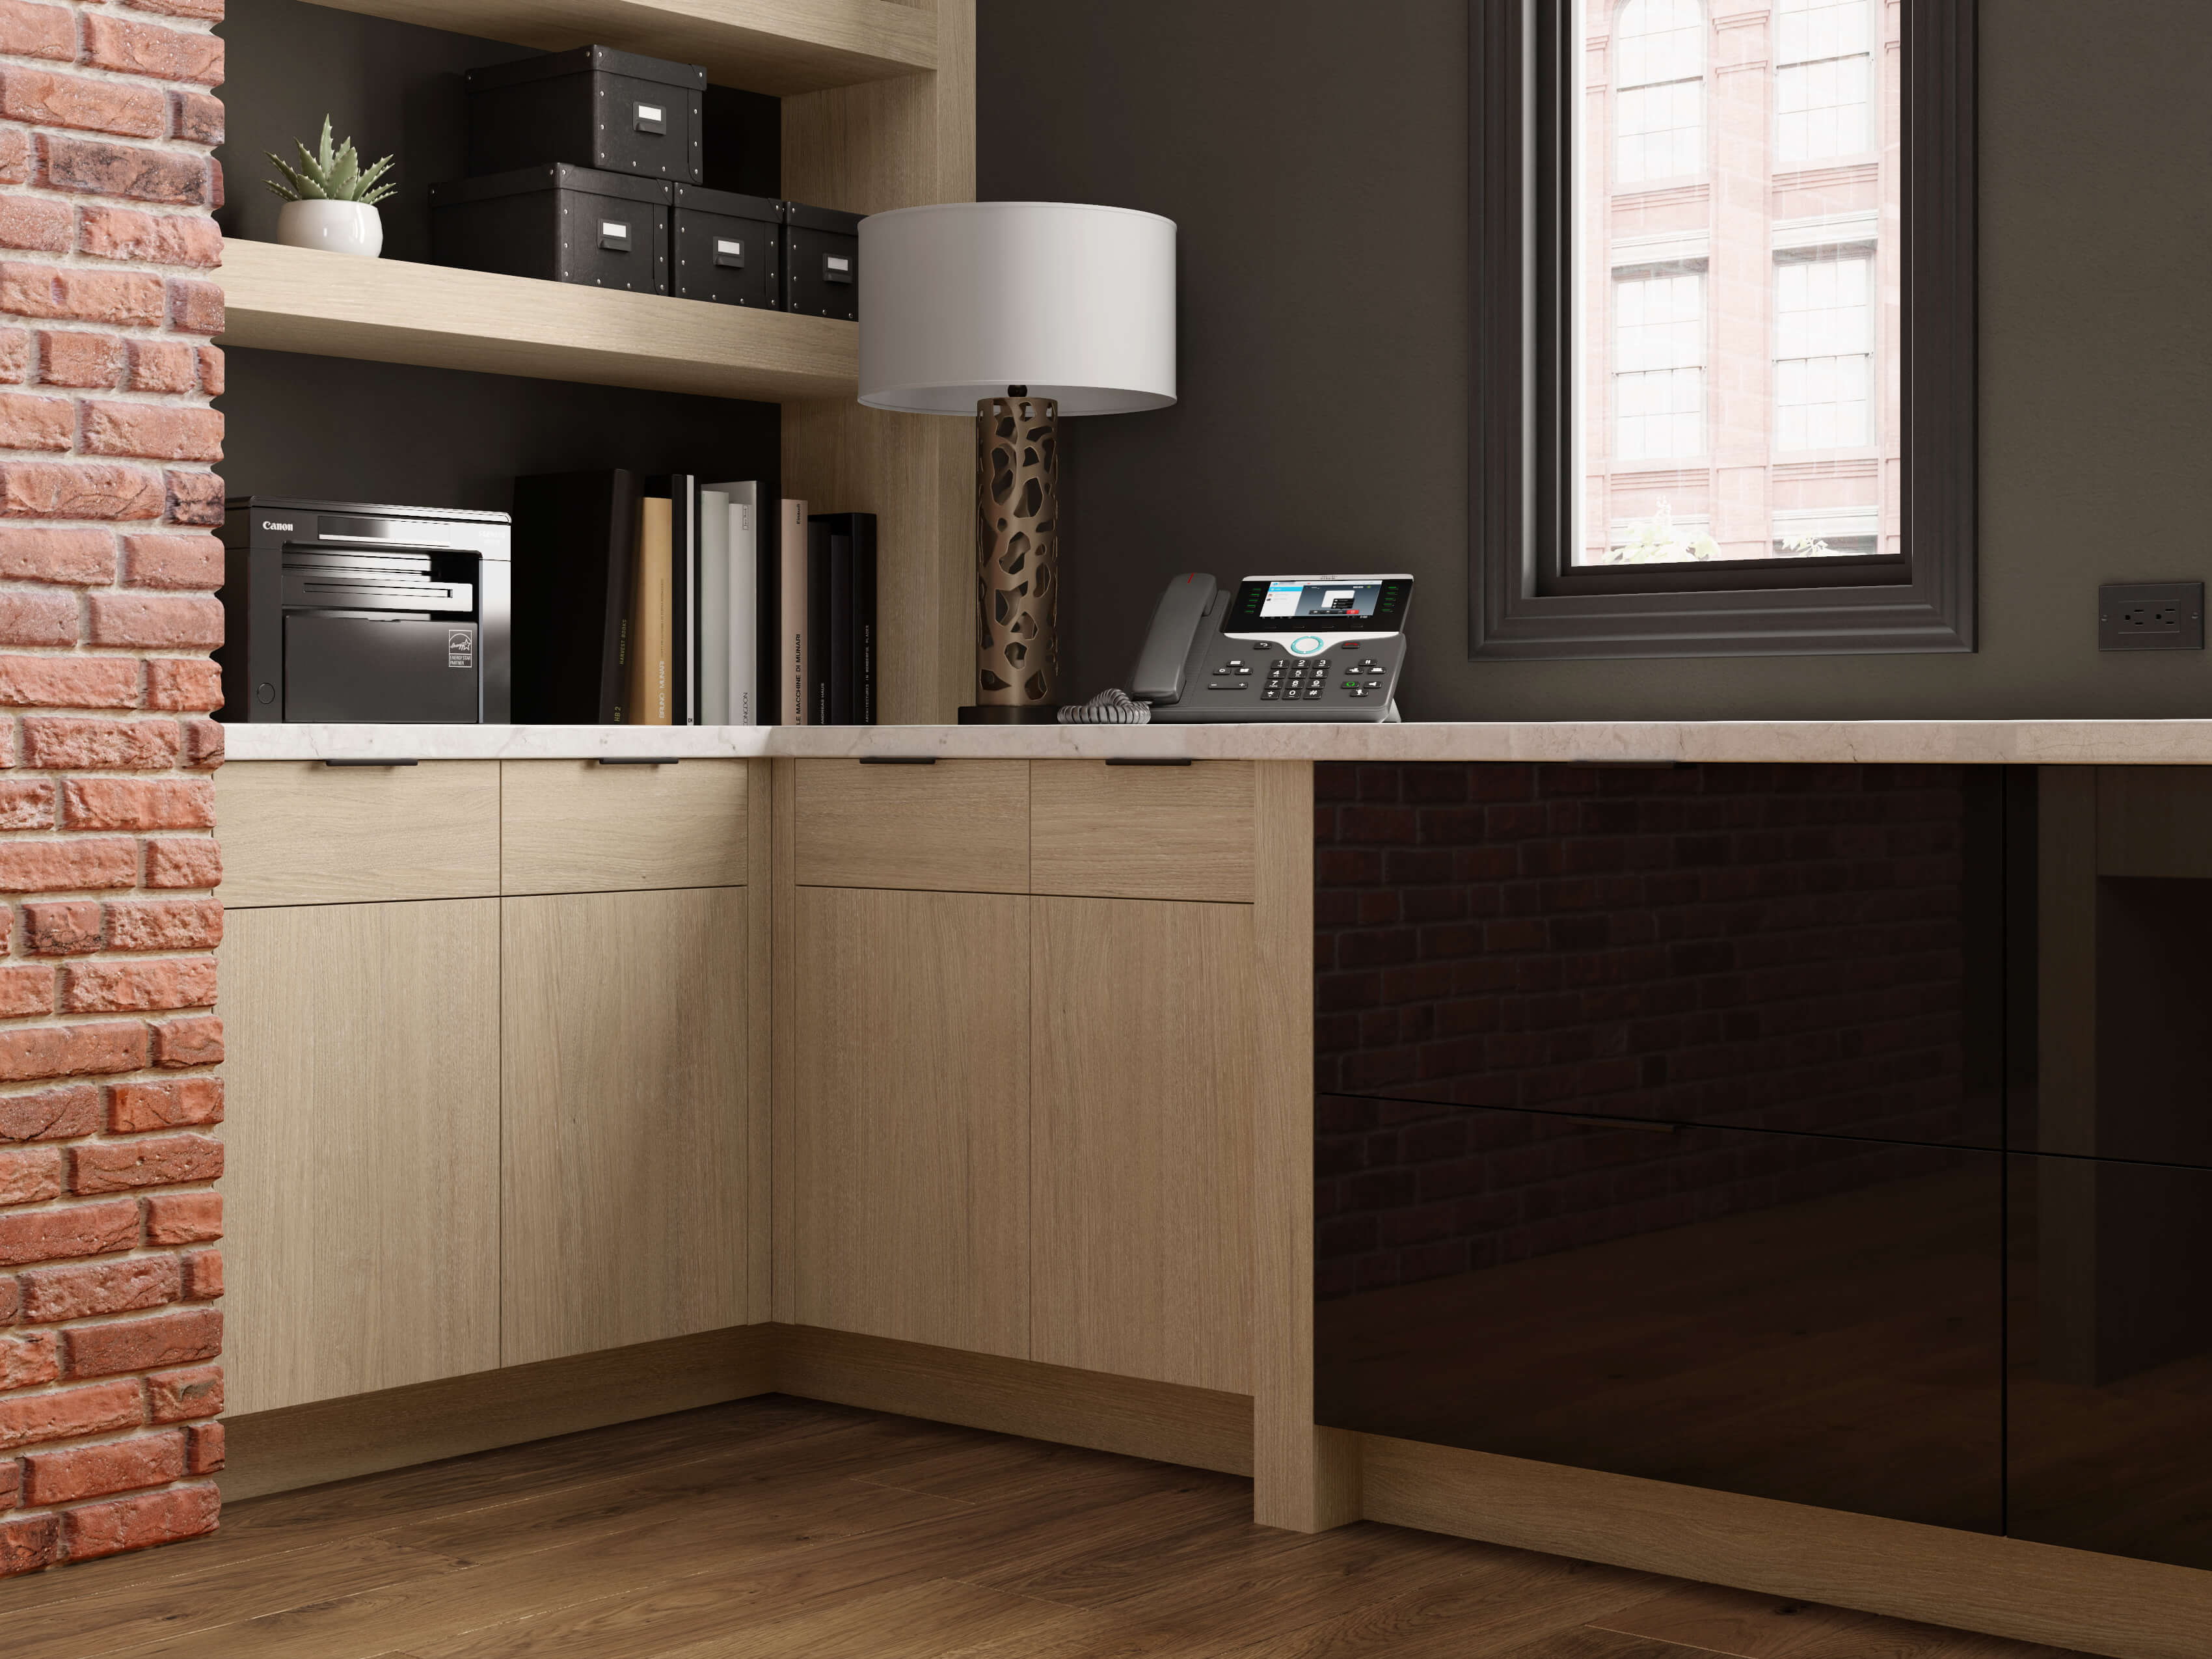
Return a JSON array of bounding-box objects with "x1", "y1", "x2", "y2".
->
[
  {"x1": 828, "y1": 528, "x2": 854, "y2": 727},
  {"x1": 628, "y1": 493, "x2": 673, "y2": 725},
  {"x1": 508, "y1": 470, "x2": 640, "y2": 723},
  {"x1": 644, "y1": 476, "x2": 698, "y2": 723},
  {"x1": 809, "y1": 512, "x2": 878, "y2": 727},
  {"x1": 706, "y1": 481, "x2": 759, "y2": 725},
  {"x1": 778, "y1": 498, "x2": 807, "y2": 724},
  {"x1": 806, "y1": 516, "x2": 832, "y2": 727},
  {"x1": 698, "y1": 487, "x2": 730, "y2": 723}
]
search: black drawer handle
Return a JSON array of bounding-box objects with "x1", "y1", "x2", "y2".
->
[
  {"x1": 324, "y1": 758, "x2": 417, "y2": 767},
  {"x1": 1106, "y1": 757, "x2": 1193, "y2": 766},
  {"x1": 860, "y1": 756, "x2": 936, "y2": 765},
  {"x1": 597, "y1": 757, "x2": 680, "y2": 766}
]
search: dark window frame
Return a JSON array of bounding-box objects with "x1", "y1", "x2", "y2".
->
[{"x1": 1470, "y1": 0, "x2": 1978, "y2": 660}]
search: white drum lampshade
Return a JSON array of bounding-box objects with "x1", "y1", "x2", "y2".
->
[{"x1": 859, "y1": 202, "x2": 1177, "y2": 720}]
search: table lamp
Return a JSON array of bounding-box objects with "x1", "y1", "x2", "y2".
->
[{"x1": 858, "y1": 202, "x2": 1177, "y2": 723}]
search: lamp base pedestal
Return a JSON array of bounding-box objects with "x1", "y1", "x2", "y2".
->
[{"x1": 958, "y1": 705, "x2": 1061, "y2": 725}]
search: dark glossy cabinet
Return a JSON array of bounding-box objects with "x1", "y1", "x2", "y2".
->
[{"x1": 1314, "y1": 761, "x2": 2212, "y2": 1572}]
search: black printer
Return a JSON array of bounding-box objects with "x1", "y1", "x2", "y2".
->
[{"x1": 217, "y1": 498, "x2": 512, "y2": 723}]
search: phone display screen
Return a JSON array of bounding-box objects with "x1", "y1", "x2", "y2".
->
[{"x1": 1228, "y1": 577, "x2": 1412, "y2": 634}]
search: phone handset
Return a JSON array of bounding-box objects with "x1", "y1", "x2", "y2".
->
[{"x1": 1128, "y1": 573, "x2": 1217, "y2": 705}]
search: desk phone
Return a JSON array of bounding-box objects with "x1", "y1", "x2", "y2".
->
[{"x1": 1129, "y1": 573, "x2": 1412, "y2": 723}]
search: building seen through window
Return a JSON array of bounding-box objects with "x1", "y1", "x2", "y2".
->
[{"x1": 1580, "y1": 0, "x2": 1898, "y2": 565}]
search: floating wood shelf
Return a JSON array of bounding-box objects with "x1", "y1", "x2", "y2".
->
[
  {"x1": 298, "y1": 0, "x2": 935, "y2": 95},
  {"x1": 216, "y1": 238, "x2": 859, "y2": 405}
]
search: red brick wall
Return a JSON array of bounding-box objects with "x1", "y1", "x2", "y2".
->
[
  {"x1": 1315, "y1": 762, "x2": 1971, "y2": 1301},
  {"x1": 0, "y1": 0, "x2": 224, "y2": 1576}
]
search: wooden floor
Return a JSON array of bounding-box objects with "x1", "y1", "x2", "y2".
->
[{"x1": 1, "y1": 1396, "x2": 2091, "y2": 1658}]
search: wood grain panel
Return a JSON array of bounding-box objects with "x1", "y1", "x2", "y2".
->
[
  {"x1": 298, "y1": 0, "x2": 936, "y2": 94},
  {"x1": 219, "y1": 239, "x2": 857, "y2": 403},
  {"x1": 774, "y1": 1325, "x2": 1253, "y2": 1477},
  {"x1": 502, "y1": 888, "x2": 749, "y2": 1366},
  {"x1": 221, "y1": 1327, "x2": 776, "y2": 1502},
  {"x1": 500, "y1": 759, "x2": 748, "y2": 894},
  {"x1": 793, "y1": 885, "x2": 1029, "y2": 1357},
  {"x1": 1030, "y1": 761, "x2": 1257, "y2": 902},
  {"x1": 219, "y1": 900, "x2": 502, "y2": 1416},
  {"x1": 782, "y1": 0, "x2": 974, "y2": 724},
  {"x1": 770, "y1": 757, "x2": 799, "y2": 1325},
  {"x1": 1359, "y1": 1433, "x2": 2212, "y2": 1659},
  {"x1": 746, "y1": 759, "x2": 774, "y2": 1323},
  {"x1": 214, "y1": 761, "x2": 499, "y2": 908},
  {"x1": 2096, "y1": 764, "x2": 2212, "y2": 878},
  {"x1": 1250, "y1": 759, "x2": 1361, "y2": 1531},
  {"x1": 793, "y1": 757, "x2": 1028, "y2": 892},
  {"x1": 1031, "y1": 897, "x2": 1254, "y2": 1393}
]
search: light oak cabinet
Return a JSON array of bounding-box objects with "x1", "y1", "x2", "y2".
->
[
  {"x1": 1031, "y1": 761, "x2": 1256, "y2": 902},
  {"x1": 501, "y1": 759, "x2": 748, "y2": 894},
  {"x1": 214, "y1": 761, "x2": 500, "y2": 908},
  {"x1": 501, "y1": 887, "x2": 750, "y2": 1364},
  {"x1": 1031, "y1": 897, "x2": 1255, "y2": 1394},
  {"x1": 793, "y1": 758, "x2": 1029, "y2": 893},
  {"x1": 219, "y1": 899, "x2": 502, "y2": 1415},
  {"x1": 792, "y1": 885, "x2": 1031, "y2": 1357}
]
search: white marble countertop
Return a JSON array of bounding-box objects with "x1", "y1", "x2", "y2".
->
[{"x1": 223, "y1": 719, "x2": 2212, "y2": 766}]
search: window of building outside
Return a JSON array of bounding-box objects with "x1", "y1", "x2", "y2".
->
[
  {"x1": 1585, "y1": 0, "x2": 1893, "y2": 568},
  {"x1": 1470, "y1": 0, "x2": 1974, "y2": 658}
]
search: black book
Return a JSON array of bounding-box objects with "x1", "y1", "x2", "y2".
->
[
  {"x1": 811, "y1": 512, "x2": 877, "y2": 726},
  {"x1": 509, "y1": 469, "x2": 641, "y2": 723},
  {"x1": 645, "y1": 475, "x2": 698, "y2": 723},
  {"x1": 828, "y1": 530, "x2": 854, "y2": 726},
  {"x1": 806, "y1": 516, "x2": 833, "y2": 726}
]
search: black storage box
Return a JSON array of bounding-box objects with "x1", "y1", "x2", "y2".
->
[
  {"x1": 783, "y1": 202, "x2": 861, "y2": 321},
  {"x1": 429, "y1": 165, "x2": 669, "y2": 293},
  {"x1": 217, "y1": 498, "x2": 512, "y2": 725},
  {"x1": 672, "y1": 184, "x2": 782, "y2": 308},
  {"x1": 466, "y1": 45, "x2": 703, "y2": 183}
]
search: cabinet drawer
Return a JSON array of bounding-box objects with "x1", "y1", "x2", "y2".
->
[
  {"x1": 794, "y1": 759, "x2": 1029, "y2": 893},
  {"x1": 215, "y1": 761, "x2": 500, "y2": 908},
  {"x1": 1031, "y1": 761, "x2": 1255, "y2": 902},
  {"x1": 502, "y1": 759, "x2": 748, "y2": 894}
]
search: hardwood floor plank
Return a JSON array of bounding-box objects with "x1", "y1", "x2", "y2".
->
[
  {"x1": 1, "y1": 1394, "x2": 2073, "y2": 1659},
  {"x1": 1589, "y1": 1583, "x2": 1887, "y2": 1656}
]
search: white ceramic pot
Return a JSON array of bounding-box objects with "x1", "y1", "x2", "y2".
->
[{"x1": 276, "y1": 198, "x2": 383, "y2": 258}]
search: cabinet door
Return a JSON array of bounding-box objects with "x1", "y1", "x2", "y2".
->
[
  {"x1": 1032, "y1": 898, "x2": 1254, "y2": 1392},
  {"x1": 502, "y1": 887, "x2": 749, "y2": 1365},
  {"x1": 215, "y1": 761, "x2": 500, "y2": 909},
  {"x1": 794, "y1": 887, "x2": 1029, "y2": 1356},
  {"x1": 221, "y1": 900, "x2": 501, "y2": 1414}
]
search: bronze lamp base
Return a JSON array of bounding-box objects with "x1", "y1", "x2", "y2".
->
[{"x1": 962, "y1": 388, "x2": 1060, "y2": 721}]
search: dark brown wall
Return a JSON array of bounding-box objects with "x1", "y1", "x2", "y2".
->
[{"x1": 978, "y1": 1, "x2": 2212, "y2": 719}]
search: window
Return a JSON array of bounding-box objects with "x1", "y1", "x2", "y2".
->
[
  {"x1": 1614, "y1": 267, "x2": 1705, "y2": 461},
  {"x1": 1774, "y1": 252, "x2": 1872, "y2": 451},
  {"x1": 1777, "y1": 0, "x2": 1874, "y2": 164},
  {"x1": 1470, "y1": 0, "x2": 1975, "y2": 657},
  {"x1": 1615, "y1": 0, "x2": 1706, "y2": 186}
]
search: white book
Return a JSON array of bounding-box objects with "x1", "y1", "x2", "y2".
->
[
  {"x1": 698, "y1": 488, "x2": 731, "y2": 725},
  {"x1": 707, "y1": 481, "x2": 760, "y2": 726}
]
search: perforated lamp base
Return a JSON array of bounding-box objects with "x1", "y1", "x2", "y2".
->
[{"x1": 962, "y1": 388, "x2": 1060, "y2": 722}]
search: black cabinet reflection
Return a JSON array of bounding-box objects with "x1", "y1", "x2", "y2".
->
[
  {"x1": 1315, "y1": 1101, "x2": 2003, "y2": 1532},
  {"x1": 2010, "y1": 1153, "x2": 2212, "y2": 1569},
  {"x1": 1314, "y1": 761, "x2": 2011, "y2": 1153}
]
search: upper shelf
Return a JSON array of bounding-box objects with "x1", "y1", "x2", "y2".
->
[
  {"x1": 216, "y1": 238, "x2": 859, "y2": 405},
  {"x1": 299, "y1": 0, "x2": 936, "y2": 96}
]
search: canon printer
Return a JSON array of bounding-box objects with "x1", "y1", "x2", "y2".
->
[{"x1": 217, "y1": 498, "x2": 512, "y2": 723}]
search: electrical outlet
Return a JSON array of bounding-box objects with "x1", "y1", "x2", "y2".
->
[{"x1": 2099, "y1": 582, "x2": 2205, "y2": 651}]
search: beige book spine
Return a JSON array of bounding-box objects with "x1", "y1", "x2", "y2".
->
[
  {"x1": 779, "y1": 498, "x2": 808, "y2": 725},
  {"x1": 628, "y1": 495, "x2": 673, "y2": 725}
]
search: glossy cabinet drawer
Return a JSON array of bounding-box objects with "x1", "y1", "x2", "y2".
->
[
  {"x1": 793, "y1": 759, "x2": 1029, "y2": 893},
  {"x1": 1031, "y1": 761, "x2": 1255, "y2": 902},
  {"x1": 501, "y1": 759, "x2": 748, "y2": 895},
  {"x1": 215, "y1": 761, "x2": 501, "y2": 908}
]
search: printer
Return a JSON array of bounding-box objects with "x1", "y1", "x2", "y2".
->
[{"x1": 218, "y1": 497, "x2": 512, "y2": 723}]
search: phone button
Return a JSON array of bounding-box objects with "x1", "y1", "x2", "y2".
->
[{"x1": 1290, "y1": 636, "x2": 1324, "y2": 655}]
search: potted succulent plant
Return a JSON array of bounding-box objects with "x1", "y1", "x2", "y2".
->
[{"x1": 265, "y1": 117, "x2": 396, "y2": 257}]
